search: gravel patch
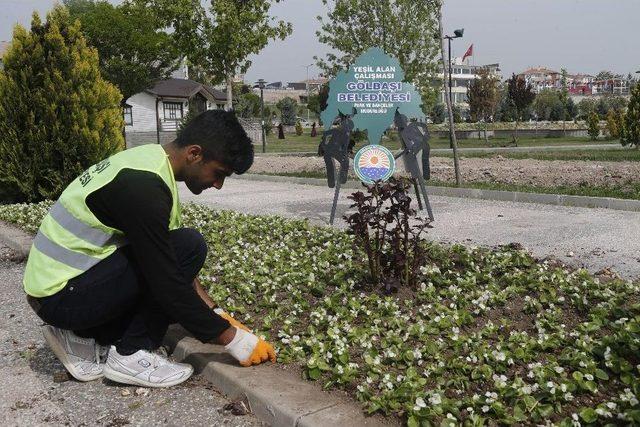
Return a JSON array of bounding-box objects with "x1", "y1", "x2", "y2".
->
[{"x1": 0, "y1": 250, "x2": 265, "y2": 426}]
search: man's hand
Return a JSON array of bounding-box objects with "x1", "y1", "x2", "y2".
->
[
  {"x1": 213, "y1": 308, "x2": 252, "y2": 332},
  {"x1": 225, "y1": 328, "x2": 277, "y2": 367}
]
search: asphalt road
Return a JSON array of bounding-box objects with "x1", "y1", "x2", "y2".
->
[
  {"x1": 0, "y1": 246, "x2": 264, "y2": 427},
  {"x1": 180, "y1": 178, "x2": 640, "y2": 280}
]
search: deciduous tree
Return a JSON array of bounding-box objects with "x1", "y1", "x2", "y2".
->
[
  {"x1": 467, "y1": 68, "x2": 499, "y2": 142},
  {"x1": 131, "y1": 0, "x2": 292, "y2": 109},
  {"x1": 64, "y1": 0, "x2": 179, "y2": 103},
  {"x1": 506, "y1": 74, "x2": 535, "y2": 143},
  {"x1": 316, "y1": 0, "x2": 441, "y2": 112}
]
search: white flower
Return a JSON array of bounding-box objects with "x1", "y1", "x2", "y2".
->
[
  {"x1": 482, "y1": 405, "x2": 490, "y2": 413},
  {"x1": 414, "y1": 397, "x2": 427, "y2": 410},
  {"x1": 429, "y1": 393, "x2": 442, "y2": 405}
]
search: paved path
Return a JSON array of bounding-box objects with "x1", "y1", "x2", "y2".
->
[
  {"x1": 180, "y1": 178, "x2": 640, "y2": 280},
  {"x1": 0, "y1": 248, "x2": 264, "y2": 427}
]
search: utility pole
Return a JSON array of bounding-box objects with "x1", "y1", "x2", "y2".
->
[{"x1": 304, "y1": 63, "x2": 313, "y2": 123}]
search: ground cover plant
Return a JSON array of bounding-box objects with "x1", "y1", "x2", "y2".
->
[{"x1": 1, "y1": 199, "x2": 639, "y2": 426}]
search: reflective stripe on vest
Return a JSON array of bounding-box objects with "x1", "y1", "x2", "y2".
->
[
  {"x1": 49, "y1": 200, "x2": 114, "y2": 247},
  {"x1": 33, "y1": 230, "x2": 102, "y2": 271}
]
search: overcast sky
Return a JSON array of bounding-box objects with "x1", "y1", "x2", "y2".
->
[{"x1": 2, "y1": 0, "x2": 639, "y2": 84}]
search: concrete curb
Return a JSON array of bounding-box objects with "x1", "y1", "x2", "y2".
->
[
  {"x1": 165, "y1": 326, "x2": 393, "y2": 427},
  {"x1": 255, "y1": 143, "x2": 623, "y2": 158},
  {"x1": 0, "y1": 220, "x2": 32, "y2": 261},
  {"x1": 234, "y1": 174, "x2": 640, "y2": 213},
  {"x1": 0, "y1": 221, "x2": 391, "y2": 427}
]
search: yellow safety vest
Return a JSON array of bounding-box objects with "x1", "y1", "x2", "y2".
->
[{"x1": 24, "y1": 144, "x2": 182, "y2": 297}]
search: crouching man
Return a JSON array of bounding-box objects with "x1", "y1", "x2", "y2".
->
[{"x1": 23, "y1": 110, "x2": 275, "y2": 387}]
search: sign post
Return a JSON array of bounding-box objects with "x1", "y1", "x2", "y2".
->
[{"x1": 320, "y1": 47, "x2": 434, "y2": 224}]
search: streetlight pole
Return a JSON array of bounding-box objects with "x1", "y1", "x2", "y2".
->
[
  {"x1": 257, "y1": 79, "x2": 266, "y2": 153},
  {"x1": 304, "y1": 63, "x2": 313, "y2": 123},
  {"x1": 443, "y1": 28, "x2": 464, "y2": 149}
]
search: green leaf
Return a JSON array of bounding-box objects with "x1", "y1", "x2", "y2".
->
[
  {"x1": 317, "y1": 360, "x2": 331, "y2": 371},
  {"x1": 595, "y1": 369, "x2": 609, "y2": 380},
  {"x1": 579, "y1": 408, "x2": 597, "y2": 423},
  {"x1": 621, "y1": 372, "x2": 634, "y2": 385},
  {"x1": 523, "y1": 396, "x2": 537, "y2": 411},
  {"x1": 538, "y1": 404, "x2": 554, "y2": 418},
  {"x1": 407, "y1": 416, "x2": 419, "y2": 427},
  {"x1": 572, "y1": 371, "x2": 584, "y2": 381},
  {"x1": 513, "y1": 404, "x2": 526, "y2": 421},
  {"x1": 308, "y1": 367, "x2": 321, "y2": 380},
  {"x1": 584, "y1": 381, "x2": 598, "y2": 393}
]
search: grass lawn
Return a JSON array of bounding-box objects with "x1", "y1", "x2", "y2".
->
[
  {"x1": 263, "y1": 133, "x2": 618, "y2": 153},
  {"x1": 255, "y1": 171, "x2": 640, "y2": 201},
  {"x1": 2, "y1": 201, "x2": 638, "y2": 426},
  {"x1": 433, "y1": 148, "x2": 640, "y2": 162}
]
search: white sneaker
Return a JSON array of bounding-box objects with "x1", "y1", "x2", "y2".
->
[
  {"x1": 42, "y1": 325, "x2": 106, "y2": 381},
  {"x1": 103, "y1": 346, "x2": 193, "y2": 388}
]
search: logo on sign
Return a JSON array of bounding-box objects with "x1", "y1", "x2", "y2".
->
[{"x1": 354, "y1": 145, "x2": 396, "y2": 184}]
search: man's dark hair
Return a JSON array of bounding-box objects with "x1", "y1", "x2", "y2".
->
[{"x1": 175, "y1": 110, "x2": 254, "y2": 174}]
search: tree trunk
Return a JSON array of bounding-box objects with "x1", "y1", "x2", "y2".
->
[
  {"x1": 226, "y1": 75, "x2": 233, "y2": 111},
  {"x1": 437, "y1": 7, "x2": 461, "y2": 186},
  {"x1": 484, "y1": 121, "x2": 488, "y2": 144},
  {"x1": 514, "y1": 120, "x2": 519, "y2": 144}
]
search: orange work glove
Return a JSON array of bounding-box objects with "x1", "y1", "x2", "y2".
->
[
  {"x1": 224, "y1": 328, "x2": 277, "y2": 367},
  {"x1": 213, "y1": 308, "x2": 252, "y2": 332}
]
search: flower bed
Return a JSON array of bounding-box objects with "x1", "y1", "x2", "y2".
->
[{"x1": 1, "y1": 202, "x2": 639, "y2": 426}]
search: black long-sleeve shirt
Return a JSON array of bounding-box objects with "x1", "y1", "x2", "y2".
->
[{"x1": 85, "y1": 168, "x2": 230, "y2": 342}]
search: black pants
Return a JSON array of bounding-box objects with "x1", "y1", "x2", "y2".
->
[{"x1": 34, "y1": 228, "x2": 207, "y2": 353}]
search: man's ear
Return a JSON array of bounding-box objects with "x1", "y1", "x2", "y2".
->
[{"x1": 186, "y1": 145, "x2": 204, "y2": 163}]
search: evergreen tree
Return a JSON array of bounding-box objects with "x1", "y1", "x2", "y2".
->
[
  {"x1": 276, "y1": 97, "x2": 297, "y2": 126},
  {"x1": 621, "y1": 83, "x2": 640, "y2": 148},
  {"x1": 587, "y1": 112, "x2": 600, "y2": 141},
  {"x1": 430, "y1": 103, "x2": 446, "y2": 124},
  {"x1": 0, "y1": 7, "x2": 123, "y2": 203},
  {"x1": 566, "y1": 98, "x2": 578, "y2": 121},
  {"x1": 606, "y1": 110, "x2": 620, "y2": 140},
  {"x1": 559, "y1": 68, "x2": 569, "y2": 136}
]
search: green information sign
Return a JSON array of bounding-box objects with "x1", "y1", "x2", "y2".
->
[{"x1": 321, "y1": 47, "x2": 425, "y2": 146}]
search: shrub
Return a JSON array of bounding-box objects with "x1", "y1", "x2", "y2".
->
[
  {"x1": 295, "y1": 120, "x2": 303, "y2": 136},
  {"x1": 344, "y1": 178, "x2": 432, "y2": 292},
  {"x1": 0, "y1": 6, "x2": 123, "y2": 203}
]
